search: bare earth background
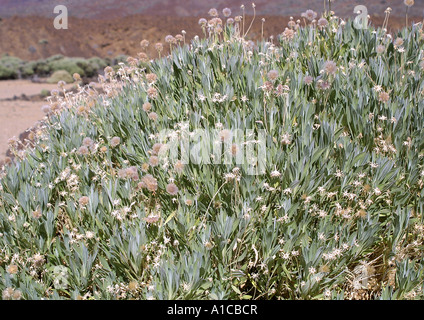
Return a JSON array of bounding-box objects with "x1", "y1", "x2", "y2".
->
[
  {"x1": 0, "y1": 0, "x2": 422, "y2": 159},
  {"x1": 0, "y1": 80, "x2": 76, "y2": 157}
]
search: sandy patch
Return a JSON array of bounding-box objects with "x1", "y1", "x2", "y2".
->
[
  {"x1": 0, "y1": 80, "x2": 76, "y2": 158},
  {"x1": 0, "y1": 80, "x2": 74, "y2": 99},
  {"x1": 0, "y1": 100, "x2": 45, "y2": 157}
]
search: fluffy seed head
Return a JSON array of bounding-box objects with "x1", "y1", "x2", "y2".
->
[
  {"x1": 152, "y1": 143, "x2": 163, "y2": 155},
  {"x1": 139, "y1": 174, "x2": 158, "y2": 192},
  {"x1": 146, "y1": 73, "x2": 158, "y2": 83},
  {"x1": 208, "y1": 8, "x2": 218, "y2": 17},
  {"x1": 394, "y1": 37, "x2": 404, "y2": 47},
  {"x1": 79, "y1": 196, "x2": 89, "y2": 206},
  {"x1": 376, "y1": 45, "x2": 385, "y2": 54},
  {"x1": 143, "y1": 102, "x2": 152, "y2": 112},
  {"x1": 174, "y1": 160, "x2": 185, "y2": 173},
  {"x1": 148, "y1": 112, "x2": 158, "y2": 121},
  {"x1": 317, "y1": 18, "x2": 328, "y2": 27},
  {"x1": 304, "y1": 75, "x2": 314, "y2": 85},
  {"x1": 82, "y1": 137, "x2": 94, "y2": 147},
  {"x1": 222, "y1": 8, "x2": 232, "y2": 17},
  {"x1": 7, "y1": 264, "x2": 18, "y2": 274},
  {"x1": 324, "y1": 60, "x2": 337, "y2": 75},
  {"x1": 267, "y1": 69, "x2": 279, "y2": 81},
  {"x1": 32, "y1": 209, "x2": 42, "y2": 219},
  {"x1": 378, "y1": 91, "x2": 390, "y2": 103},
  {"x1": 149, "y1": 156, "x2": 159, "y2": 167},
  {"x1": 166, "y1": 183, "x2": 179, "y2": 195},
  {"x1": 404, "y1": 0, "x2": 414, "y2": 7},
  {"x1": 304, "y1": 10, "x2": 317, "y2": 21},
  {"x1": 110, "y1": 136, "x2": 121, "y2": 148},
  {"x1": 155, "y1": 42, "x2": 163, "y2": 52},
  {"x1": 41, "y1": 105, "x2": 51, "y2": 114},
  {"x1": 219, "y1": 129, "x2": 232, "y2": 142},
  {"x1": 78, "y1": 146, "x2": 90, "y2": 155},
  {"x1": 140, "y1": 39, "x2": 149, "y2": 48},
  {"x1": 147, "y1": 87, "x2": 158, "y2": 99}
]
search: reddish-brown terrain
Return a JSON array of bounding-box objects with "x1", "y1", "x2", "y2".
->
[
  {"x1": 0, "y1": 13, "x2": 421, "y2": 61},
  {"x1": 1, "y1": 0, "x2": 423, "y2": 19}
]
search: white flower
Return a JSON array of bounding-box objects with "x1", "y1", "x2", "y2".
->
[{"x1": 270, "y1": 170, "x2": 281, "y2": 177}]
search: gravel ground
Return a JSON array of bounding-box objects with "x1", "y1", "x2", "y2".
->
[{"x1": 0, "y1": 80, "x2": 74, "y2": 158}]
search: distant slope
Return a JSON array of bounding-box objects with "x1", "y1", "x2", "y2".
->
[
  {"x1": 0, "y1": 0, "x2": 423, "y2": 19},
  {"x1": 0, "y1": 13, "x2": 418, "y2": 61}
]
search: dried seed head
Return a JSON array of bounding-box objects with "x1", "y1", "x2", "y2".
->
[
  {"x1": 231, "y1": 144, "x2": 240, "y2": 156},
  {"x1": 148, "y1": 112, "x2": 158, "y2": 121},
  {"x1": 304, "y1": 75, "x2": 314, "y2": 85},
  {"x1": 208, "y1": 8, "x2": 218, "y2": 17},
  {"x1": 32, "y1": 209, "x2": 42, "y2": 219},
  {"x1": 77, "y1": 146, "x2": 90, "y2": 155},
  {"x1": 304, "y1": 10, "x2": 317, "y2": 21},
  {"x1": 79, "y1": 196, "x2": 89, "y2": 206},
  {"x1": 222, "y1": 8, "x2": 232, "y2": 17},
  {"x1": 317, "y1": 18, "x2": 328, "y2": 27},
  {"x1": 376, "y1": 45, "x2": 385, "y2": 54},
  {"x1": 149, "y1": 156, "x2": 159, "y2": 167},
  {"x1": 147, "y1": 87, "x2": 158, "y2": 99},
  {"x1": 41, "y1": 105, "x2": 51, "y2": 114},
  {"x1": 141, "y1": 163, "x2": 150, "y2": 172},
  {"x1": 146, "y1": 73, "x2": 158, "y2": 83},
  {"x1": 83, "y1": 137, "x2": 94, "y2": 147},
  {"x1": 140, "y1": 39, "x2": 149, "y2": 48},
  {"x1": 324, "y1": 60, "x2": 337, "y2": 75},
  {"x1": 143, "y1": 102, "x2": 152, "y2": 112},
  {"x1": 155, "y1": 42, "x2": 163, "y2": 52},
  {"x1": 267, "y1": 69, "x2": 279, "y2": 81},
  {"x1": 394, "y1": 37, "x2": 404, "y2": 47},
  {"x1": 404, "y1": 0, "x2": 414, "y2": 7},
  {"x1": 378, "y1": 91, "x2": 390, "y2": 103},
  {"x1": 7, "y1": 264, "x2": 18, "y2": 274},
  {"x1": 166, "y1": 183, "x2": 179, "y2": 195},
  {"x1": 110, "y1": 136, "x2": 121, "y2": 148},
  {"x1": 174, "y1": 160, "x2": 185, "y2": 173},
  {"x1": 219, "y1": 129, "x2": 232, "y2": 142},
  {"x1": 2, "y1": 287, "x2": 14, "y2": 300},
  {"x1": 152, "y1": 143, "x2": 163, "y2": 155},
  {"x1": 139, "y1": 174, "x2": 158, "y2": 192}
]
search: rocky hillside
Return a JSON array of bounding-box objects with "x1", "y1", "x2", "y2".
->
[
  {"x1": 1, "y1": 0, "x2": 423, "y2": 19},
  {"x1": 0, "y1": 12, "x2": 420, "y2": 61}
]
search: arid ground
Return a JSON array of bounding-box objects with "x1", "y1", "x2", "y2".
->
[{"x1": 0, "y1": 80, "x2": 76, "y2": 158}]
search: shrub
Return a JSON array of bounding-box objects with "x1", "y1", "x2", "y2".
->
[
  {"x1": 40, "y1": 89, "x2": 51, "y2": 97},
  {"x1": 0, "y1": 55, "x2": 23, "y2": 79},
  {"x1": 0, "y1": 54, "x2": 111, "y2": 80},
  {"x1": 87, "y1": 56, "x2": 107, "y2": 71},
  {"x1": 1, "y1": 8, "x2": 424, "y2": 301},
  {"x1": 48, "y1": 58, "x2": 86, "y2": 77},
  {"x1": 46, "y1": 70, "x2": 74, "y2": 84}
]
